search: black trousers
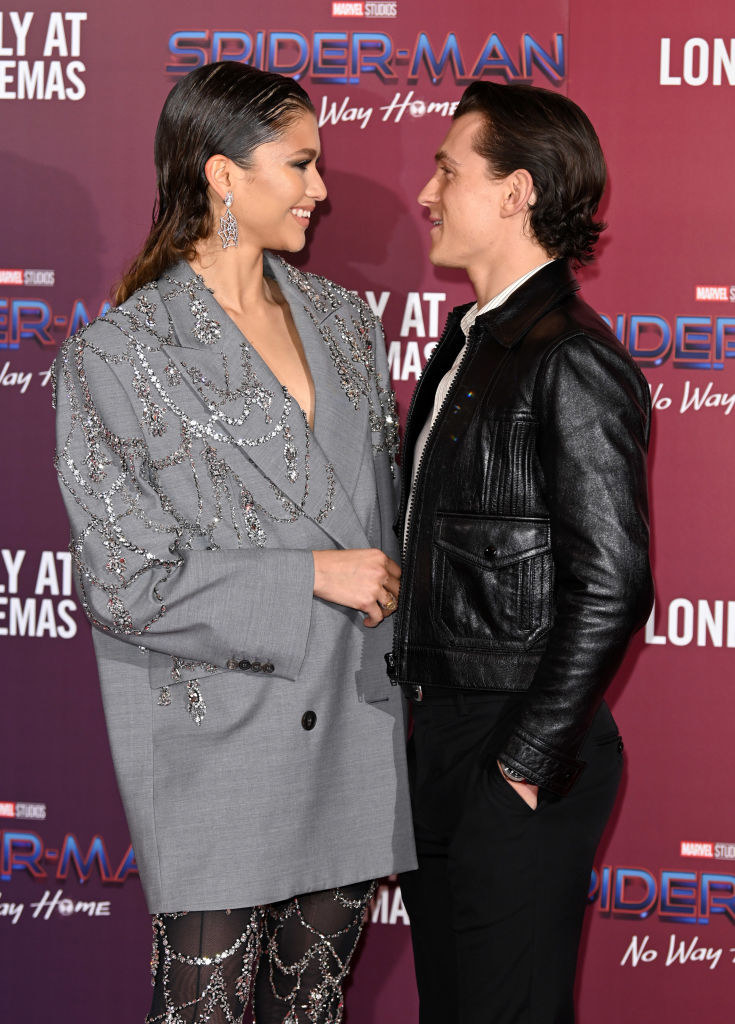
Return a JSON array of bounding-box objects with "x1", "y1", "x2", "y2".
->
[{"x1": 399, "y1": 691, "x2": 623, "y2": 1024}]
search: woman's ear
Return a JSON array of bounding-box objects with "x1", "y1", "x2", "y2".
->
[{"x1": 203, "y1": 154, "x2": 232, "y2": 201}]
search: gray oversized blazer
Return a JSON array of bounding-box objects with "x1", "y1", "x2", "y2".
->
[{"x1": 54, "y1": 254, "x2": 416, "y2": 912}]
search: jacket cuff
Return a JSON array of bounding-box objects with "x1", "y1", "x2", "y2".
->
[{"x1": 499, "y1": 727, "x2": 585, "y2": 796}]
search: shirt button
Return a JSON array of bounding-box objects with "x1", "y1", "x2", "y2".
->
[
  {"x1": 301, "y1": 710, "x2": 317, "y2": 731},
  {"x1": 238, "y1": 659, "x2": 251, "y2": 671}
]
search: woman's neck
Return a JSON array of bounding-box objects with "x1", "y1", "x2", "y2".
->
[{"x1": 189, "y1": 240, "x2": 276, "y2": 315}]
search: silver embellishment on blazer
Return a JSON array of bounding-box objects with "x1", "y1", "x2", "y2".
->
[
  {"x1": 186, "y1": 680, "x2": 207, "y2": 725},
  {"x1": 164, "y1": 363, "x2": 182, "y2": 387},
  {"x1": 171, "y1": 656, "x2": 218, "y2": 681},
  {"x1": 134, "y1": 293, "x2": 158, "y2": 332},
  {"x1": 283, "y1": 424, "x2": 299, "y2": 483},
  {"x1": 162, "y1": 273, "x2": 222, "y2": 344}
]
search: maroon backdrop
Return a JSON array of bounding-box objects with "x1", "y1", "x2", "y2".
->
[{"x1": 2, "y1": 1, "x2": 734, "y2": 1019}]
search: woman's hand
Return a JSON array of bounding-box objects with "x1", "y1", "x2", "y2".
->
[{"x1": 312, "y1": 549, "x2": 401, "y2": 627}]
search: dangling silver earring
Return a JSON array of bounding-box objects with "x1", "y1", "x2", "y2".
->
[{"x1": 218, "y1": 190, "x2": 238, "y2": 249}]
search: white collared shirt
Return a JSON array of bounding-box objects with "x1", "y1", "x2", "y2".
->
[{"x1": 404, "y1": 261, "x2": 553, "y2": 545}]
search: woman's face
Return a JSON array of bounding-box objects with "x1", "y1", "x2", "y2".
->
[{"x1": 226, "y1": 111, "x2": 327, "y2": 254}]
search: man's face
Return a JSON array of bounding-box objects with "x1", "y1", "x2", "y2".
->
[{"x1": 417, "y1": 112, "x2": 508, "y2": 274}]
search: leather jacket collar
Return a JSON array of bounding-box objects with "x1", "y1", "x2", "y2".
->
[{"x1": 463, "y1": 259, "x2": 581, "y2": 350}]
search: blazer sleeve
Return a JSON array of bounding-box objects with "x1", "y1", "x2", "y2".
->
[
  {"x1": 54, "y1": 326, "x2": 315, "y2": 681},
  {"x1": 497, "y1": 334, "x2": 654, "y2": 795}
]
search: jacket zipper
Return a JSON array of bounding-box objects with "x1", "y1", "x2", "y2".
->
[
  {"x1": 391, "y1": 313, "x2": 479, "y2": 683},
  {"x1": 395, "y1": 310, "x2": 462, "y2": 530}
]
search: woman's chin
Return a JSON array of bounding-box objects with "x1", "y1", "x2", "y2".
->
[{"x1": 288, "y1": 234, "x2": 308, "y2": 253}]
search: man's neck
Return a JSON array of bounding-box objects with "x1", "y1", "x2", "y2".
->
[{"x1": 468, "y1": 243, "x2": 552, "y2": 309}]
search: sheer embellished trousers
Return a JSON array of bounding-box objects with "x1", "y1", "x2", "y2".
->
[{"x1": 146, "y1": 881, "x2": 376, "y2": 1024}]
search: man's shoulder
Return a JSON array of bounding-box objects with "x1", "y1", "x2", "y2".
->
[
  {"x1": 524, "y1": 293, "x2": 650, "y2": 412},
  {"x1": 529, "y1": 290, "x2": 642, "y2": 376}
]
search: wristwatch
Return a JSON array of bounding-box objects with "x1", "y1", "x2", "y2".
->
[{"x1": 499, "y1": 761, "x2": 527, "y2": 784}]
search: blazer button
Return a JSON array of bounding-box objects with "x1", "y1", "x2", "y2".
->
[
  {"x1": 251, "y1": 661, "x2": 262, "y2": 673},
  {"x1": 484, "y1": 545, "x2": 497, "y2": 559},
  {"x1": 301, "y1": 710, "x2": 317, "y2": 731},
  {"x1": 263, "y1": 662, "x2": 275, "y2": 673},
  {"x1": 238, "y1": 659, "x2": 251, "y2": 671}
]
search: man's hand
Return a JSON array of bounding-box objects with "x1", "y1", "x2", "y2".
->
[{"x1": 497, "y1": 760, "x2": 539, "y2": 810}]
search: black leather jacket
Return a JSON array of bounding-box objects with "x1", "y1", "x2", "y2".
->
[{"x1": 390, "y1": 260, "x2": 654, "y2": 795}]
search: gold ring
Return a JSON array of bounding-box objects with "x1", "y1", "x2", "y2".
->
[{"x1": 381, "y1": 596, "x2": 397, "y2": 613}]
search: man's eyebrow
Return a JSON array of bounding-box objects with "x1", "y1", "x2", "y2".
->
[{"x1": 435, "y1": 149, "x2": 458, "y2": 166}]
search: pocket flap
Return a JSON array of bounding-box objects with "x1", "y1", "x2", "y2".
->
[{"x1": 434, "y1": 513, "x2": 550, "y2": 569}]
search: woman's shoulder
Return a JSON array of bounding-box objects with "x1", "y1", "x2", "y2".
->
[
  {"x1": 54, "y1": 281, "x2": 171, "y2": 423},
  {"x1": 65, "y1": 278, "x2": 171, "y2": 359}
]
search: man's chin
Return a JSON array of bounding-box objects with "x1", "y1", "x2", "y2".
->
[{"x1": 428, "y1": 249, "x2": 459, "y2": 269}]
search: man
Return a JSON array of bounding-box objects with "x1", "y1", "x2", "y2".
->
[{"x1": 389, "y1": 82, "x2": 654, "y2": 1023}]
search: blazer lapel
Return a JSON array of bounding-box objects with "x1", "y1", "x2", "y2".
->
[
  {"x1": 155, "y1": 261, "x2": 369, "y2": 550},
  {"x1": 265, "y1": 254, "x2": 370, "y2": 508}
]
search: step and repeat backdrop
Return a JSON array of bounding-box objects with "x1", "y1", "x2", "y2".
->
[{"x1": 2, "y1": 1, "x2": 734, "y2": 1020}]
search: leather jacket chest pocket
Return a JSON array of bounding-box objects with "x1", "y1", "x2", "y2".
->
[{"x1": 432, "y1": 513, "x2": 552, "y2": 649}]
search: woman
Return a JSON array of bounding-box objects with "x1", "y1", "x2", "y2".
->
[{"x1": 54, "y1": 61, "x2": 415, "y2": 1023}]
